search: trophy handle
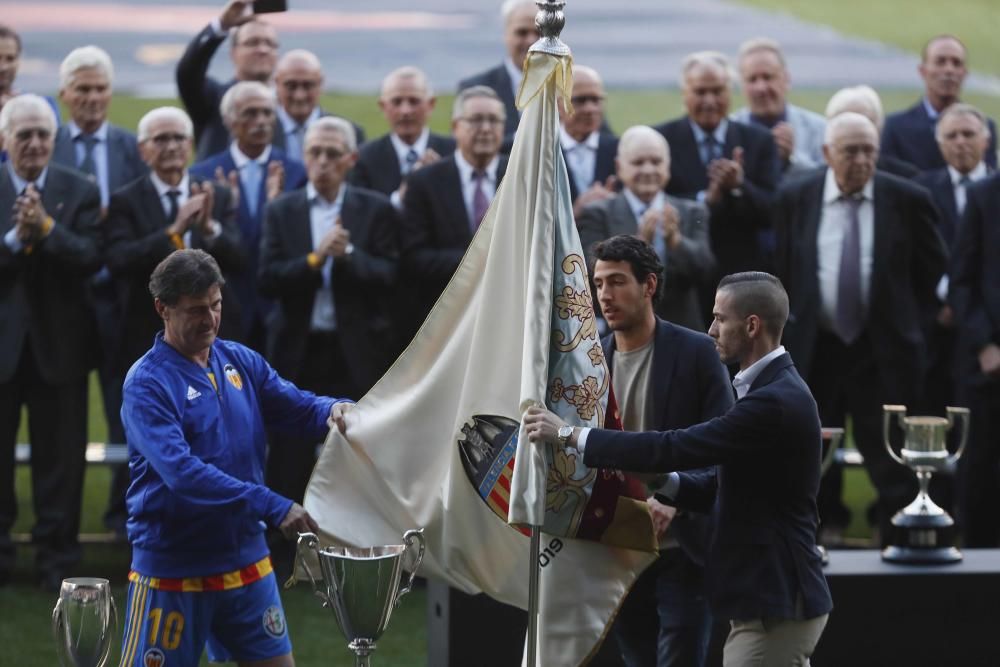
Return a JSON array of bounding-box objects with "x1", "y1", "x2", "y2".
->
[
  {"x1": 51, "y1": 598, "x2": 68, "y2": 667},
  {"x1": 102, "y1": 595, "x2": 118, "y2": 667},
  {"x1": 945, "y1": 406, "x2": 971, "y2": 465},
  {"x1": 295, "y1": 532, "x2": 329, "y2": 605},
  {"x1": 394, "y1": 529, "x2": 426, "y2": 608},
  {"x1": 820, "y1": 427, "x2": 844, "y2": 477},
  {"x1": 882, "y1": 404, "x2": 907, "y2": 465}
]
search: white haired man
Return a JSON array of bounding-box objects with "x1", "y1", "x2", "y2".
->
[{"x1": 825, "y1": 85, "x2": 920, "y2": 179}]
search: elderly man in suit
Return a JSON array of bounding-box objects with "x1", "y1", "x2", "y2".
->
[
  {"x1": 578, "y1": 125, "x2": 715, "y2": 331},
  {"x1": 587, "y1": 235, "x2": 732, "y2": 667},
  {"x1": 177, "y1": 0, "x2": 279, "y2": 159},
  {"x1": 773, "y1": 112, "x2": 947, "y2": 542},
  {"x1": 272, "y1": 49, "x2": 365, "y2": 163},
  {"x1": 190, "y1": 81, "x2": 306, "y2": 350},
  {"x1": 825, "y1": 85, "x2": 920, "y2": 180},
  {"x1": 0, "y1": 95, "x2": 102, "y2": 590},
  {"x1": 560, "y1": 65, "x2": 618, "y2": 216},
  {"x1": 525, "y1": 272, "x2": 833, "y2": 666},
  {"x1": 399, "y1": 86, "x2": 508, "y2": 340},
  {"x1": 457, "y1": 0, "x2": 539, "y2": 140},
  {"x1": 350, "y1": 66, "x2": 455, "y2": 207},
  {"x1": 732, "y1": 37, "x2": 826, "y2": 177},
  {"x1": 882, "y1": 35, "x2": 997, "y2": 172},
  {"x1": 259, "y1": 116, "x2": 398, "y2": 576},
  {"x1": 655, "y1": 51, "x2": 780, "y2": 279}
]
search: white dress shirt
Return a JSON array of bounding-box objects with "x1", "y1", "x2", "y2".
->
[
  {"x1": 308, "y1": 182, "x2": 345, "y2": 332},
  {"x1": 732, "y1": 345, "x2": 787, "y2": 400},
  {"x1": 817, "y1": 169, "x2": 874, "y2": 332},
  {"x1": 560, "y1": 126, "x2": 599, "y2": 195},
  {"x1": 453, "y1": 151, "x2": 500, "y2": 224}
]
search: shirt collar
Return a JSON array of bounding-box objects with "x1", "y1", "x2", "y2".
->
[
  {"x1": 149, "y1": 170, "x2": 189, "y2": 198},
  {"x1": 306, "y1": 181, "x2": 346, "y2": 209},
  {"x1": 689, "y1": 118, "x2": 728, "y2": 146},
  {"x1": 559, "y1": 126, "x2": 600, "y2": 152},
  {"x1": 6, "y1": 161, "x2": 48, "y2": 192},
  {"x1": 822, "y1": 167, "x2": 874, "y2": 205},
  {"x1": 454, "y1": 150, "x2": 499, "y2": 184},
  {"x1": 503, "y1": 56, "x2": 523, "y2": 90},
  {"x1": 622, "y1": 188, "x2": 664, "y2": 218},
  {"x1": 229, "y1": 142, "x2": 272, "y2": 169},
  {"x1": 748, "y1": 107, "x2": 787, "y2": 129},
  {"x1": 947, "y1": 162, "x2": 987, "y2": 186},
  {"x1": 277, "y1": 105, "x2": 320, "y2": 134},
  {"x1": 922, "y1": 97, "x2": 942, "y2": 121},
  {"x1": 732, "y1": 345, "x2": 786, "y2": 398},
  {"x1": 69, "y1": 120, "x2": 109, "y2": 142},
  {"x1": 389, "y1": 127, "x2": 430, "y2": 159}
]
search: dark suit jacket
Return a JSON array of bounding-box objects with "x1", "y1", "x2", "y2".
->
[
  {"x1": 913, "y1": 166, "x2": 994, "y2": 249},
  {"x1": 882, "y1": 99, "x2": 999, "y2": 172},
  {"x1": 349, "y1": 132, "x2": 456, "y2": 196},
  {"x1": 951, "y1": 173, "x2": 1000, "y2": 386},
  {"x1": 176, "y1": 24, "x2": 237, "y2": 160},
  {"x1": 458, "y1": 64, "x2": 519, "y2": 139},
  {"x1": 51, "y1": 124, "x2": 147, "y2": 202},
  {"x1": 271, "y1": 109, "x2": 367, "y2": 161},
  {"x1": 0, "y1": 164, "x2": 102, "y2": 384},
  {"x1": 578, "y1": 192, "x2": 715, "y2": 331},
  {"x1": 584, "y1": 352, "x2": 833, "y2": 622},
  {"x1": 773, "y1": 170, "x2": 947, "y2": 402},
  {"x1": 398, "y1": 154, "x2": 508, "y2": 337},
  {"x1": 603, "y1": 319, "x2": 733, "y2": 563},
  {"x1": 564, "y1": 132, "x2": 618, "y2": 203},
  {"x1": 104, "y1": 173, "x2": 245, "y2": 374},
  {"x1": 190, "y1": 146, "x2": 306, "y2": 337},
  {"x1": 654, "y1": 117, "x2": 780, "y2": 275},
  {"x1": 258, "y1": 185, "x2": 399, "y2": 392}
]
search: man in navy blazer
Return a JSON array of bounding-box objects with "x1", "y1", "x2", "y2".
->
[
  {"x1": 881, "y1": 35, "x2": 998, "y2": 172},
  {"x1": 951, "y1": 173, "x2": 1000, "y2": 547},
  {"x1": 525, "y1": 272, "x2": 832, "y2": 665},
  {"x1": 559, "y1": 65, "x2": 618, "y2": 214},
  {"x1": 190, "y1": 81, "x2": 306, "y2": 351},
  {"x1": 589, "y1": 235, "x2": 732, "y2": 667},
  {"x1": 176, "y1": 0, "x2": 279, "y2": 160}
]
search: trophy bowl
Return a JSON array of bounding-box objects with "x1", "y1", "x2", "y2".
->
[
  {"x1": 52, "y1": 577, "x2": 117, "y2": 667},
  {"x1": 881, "y1": 405, "x2": 969, "y2": 564},
  {"x1": 296, "y1": 530, "x2": 425, "y2": 667}
]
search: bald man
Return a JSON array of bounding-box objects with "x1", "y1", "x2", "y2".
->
[
  {"x1": 773, "y1": 112, "x2": 946, "y2": 543},
  {"x1": 559, "y1": 65, "x2": 618, "y2": 215},
  {"x1": 272, "y1": 49, "x2": 365, "y2": 162}
]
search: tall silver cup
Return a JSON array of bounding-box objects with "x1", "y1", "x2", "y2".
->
[
  {"x1": 52, "y1": 577, "x2": 117, "y2": 667},
  {"x1": 296, "y1": 530, "x2": 425, "y2": 667},
  {"x1": 881, "y1": 404, "x2": 969, "y2": 564}
]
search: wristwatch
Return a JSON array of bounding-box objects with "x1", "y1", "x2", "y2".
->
[{"x1": 557, "y1": 425, "x2": 574, "y2": 446}]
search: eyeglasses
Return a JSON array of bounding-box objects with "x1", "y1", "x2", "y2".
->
[
  {"x1": 570, "y1": 95, "x2": 605, "y2": 106},
  {"x1": 459, "y1": 115, "x2": 505, "y2": 128},
  {"x1": 306, "y1": 146, "x2": 349, "y2": 161},
  {"x1": 149, "y1": 132, "x2": 189, "y2": 146},
  {"x1": 14, "y1": 128, "x2": 51, "y2": 141}
]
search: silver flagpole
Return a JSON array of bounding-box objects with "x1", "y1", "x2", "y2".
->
[{"x1": 526, "y1": 3, "x2": 569, "y2": 666}]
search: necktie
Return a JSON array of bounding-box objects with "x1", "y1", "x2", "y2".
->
[
  {"x1": 702, "y1": 134, "x2": 721, "y2": 165},
  {"x1": 471, "y1": 171, "x2": 489, "y2": 232},
  {"x1": 835, "y1": 196, "x2": 864, "y2": 344},
  {"x1": 403, "y1": 148, "x2": 419, "y2": 175},
  {"x1": 78, "y1": 134, "x2": 98, "y2": 178},
  {"x1": 290, "y1": 125, "x2": 306, "y2": 161},
  {"x1": 165, "y1": 189, "x2": 180, "y2": 223},
  {"x1": 242, "y1": 160, "x2": 262, "y2": 217}
]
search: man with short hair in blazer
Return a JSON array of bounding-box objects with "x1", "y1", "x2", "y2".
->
[
  {"x1": 590, "y1": 235, "x2": 732, "y2": 667},
  {"x1": 350, "y1": 66, "x2": 454, "y2": 206},
  {"x1": 524, "y1": 271, "x2": 833, "y2": 666},
  {"x1": 399, "y1": 86, "x2": 508, "y2": 341},
  {"x1": 655, "y1": 51, "x2": 781, "y2": 280},
  {"x1": 882, "y1": 35, "x2": 998, "y2": 173},
  {"x1": 0, "y1": 95, "x2": 103, "y2": 590},
  {"x1": 176, "y1": 0, "x2": 279, "y2": 160},
  {"x1": 773, "y1": 112, "x2": 947, "y2": 541},
  {"x1": 559, "y1": 65, "x2": 617, "y2": 215},
  {"x1": 578, "y1": 125, "x2": 716, "y2": 332}
]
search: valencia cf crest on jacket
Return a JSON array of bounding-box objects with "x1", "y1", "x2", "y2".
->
[{"x1": 224, "y1": 364, "x2": 243, "y2": 390}]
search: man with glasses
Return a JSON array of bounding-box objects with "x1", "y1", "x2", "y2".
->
[
  {"x1": 0, "y1": 94, "x2": 101, "y2": 590},
  {"x1": 259, "y1": 116, "x2": 398, "y2": 577},
  {"x1": 191, "y1": 82, "x2": 306, "y2": 351},
  {"x1": 559, "y1": 65, "x2": 618, "y2": 217},
  {"x1": 272, "y1": 49, "x2": 366, "y2": 163},
  {"x1": 177, "y1": 0, "x2": 280, "y2": 159},
  {"x1": 399, "y1": 85, "x2": 507, "y2": 340}
]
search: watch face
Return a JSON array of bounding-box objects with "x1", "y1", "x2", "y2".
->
[{"x1": 558, "y1": 425, "x2": 573, "y2": 439}]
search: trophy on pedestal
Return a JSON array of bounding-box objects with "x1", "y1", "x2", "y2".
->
[
  {"x1": 52, "y1": 577, "x2": 117, "y2": 667},
  {"x1": 881, "y1": 404, "x2": 969, "y2": 564},
  {"x1": 296, "y1": 529, "x2": 425, "y2": 667}
]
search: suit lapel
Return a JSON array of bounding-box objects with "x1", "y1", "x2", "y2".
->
[
  {"x1": 377, "y1": 137, "x2": 402, "y2": 186},
  {"x1": 41, "y1": 167, "x2": 71, "y2": 222},
  {"x1": 676, "y1": 121, "x2": 706, "y2": 191},
  {"x1": 610, "y1": 194, "x2": 638, "y2": 236},
  {"x1": 444, "y1": 159, "x2": 472, "y2": 241},
  {"x1": 748, "y1": 352, "x2": 793, "y2": 393},
  {"x1": 651, "y1": 320, "x2": 679, "y2": 430},
  {"x1": 872, "y1": 175, "x2": 892, "y2": 297},
  {"x1": 106, "y1": 127, "x2": 123, "y2": 192},
  {"x1": 339, "y1": 186, "x2": 365, "y2": 244},
  {"x1": 52, "y1": 127, "x2": 77, "y2": 169},
  {"x1": 801, "y1": 175, "x2": 824, "y2": 302},
  {"x1": 0, "y1": 170, "x2": 15, "y2": 232},
  {"x1": 140, "y1": 175, "x2": 170, "y2": 231},
  {"x1": 287, "y1": 190, "x2": 313, "y2": 255}
]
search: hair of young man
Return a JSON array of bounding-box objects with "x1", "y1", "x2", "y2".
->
[
  {"x1": 716, "y1": 271, "x2": 789, "y2": 339},
  {"x1": 0, "y1": 24, "x2": 22, "y2": 55},
  {"x1": 149, "y1": 249, "x2": 226, "y2": 306},
  {"x1": 591, "y1": 235, "x2": 664, "y2": 306}
]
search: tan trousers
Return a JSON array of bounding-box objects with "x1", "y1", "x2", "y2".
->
[{"x1": 722, "y1": 614, "x2": 829, "y2": 667}]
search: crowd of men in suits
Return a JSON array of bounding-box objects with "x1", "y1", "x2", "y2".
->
[{"x1": 1, "y1": 0, "x2": 999, "y2": 658}]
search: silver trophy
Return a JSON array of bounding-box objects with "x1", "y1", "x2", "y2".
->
[
  {"x1": 52, "y1": 577, "x2": 117, "y2": 667},
  {"x1": 882, "y1": 404, "x2": 969, "y2": 564},
  {"x1": 297, "y1": 530, "x2": 426, "y2": 667}
]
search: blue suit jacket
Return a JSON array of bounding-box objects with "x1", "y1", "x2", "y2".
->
[
  {"x1": 584, "y1": 352, "x2": 833, "y2": 622},
  {"x1": 882, "y1": 100, "x2": 999, "y2": 172},
  {"x1": 190, "y1": 146, "x2": 306, "y2": 338}
]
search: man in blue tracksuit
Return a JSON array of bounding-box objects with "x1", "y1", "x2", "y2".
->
[{"x1": 118, "y1": 248, "x2": 352, "y2": 667}]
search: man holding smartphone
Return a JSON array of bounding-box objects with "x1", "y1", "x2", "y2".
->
[{"x1": 176, "y1": 0, "x2": 281, "y2": 160}]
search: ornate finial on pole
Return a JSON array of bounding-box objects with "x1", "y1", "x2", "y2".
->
[{"x1": 529, "y1": 0, "x2": 570, "y2": 56}]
